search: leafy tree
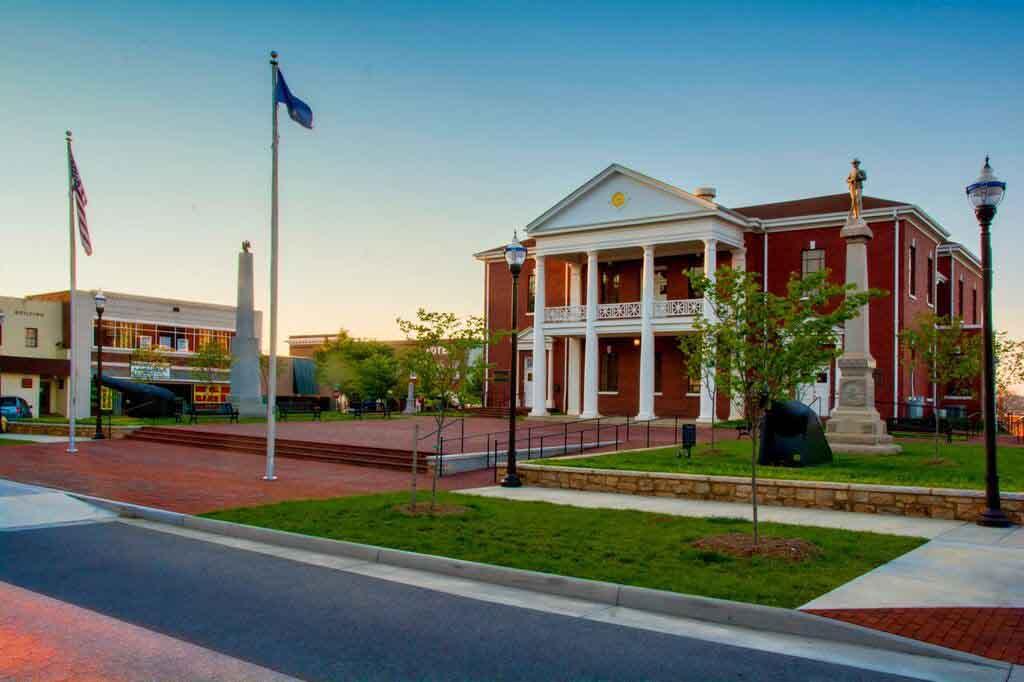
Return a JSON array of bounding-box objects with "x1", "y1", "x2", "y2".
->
[
  {"x1": 313, "y1": 330, "x2": 359, "y2": 396},
  {"x1": 396, "y1": 309, "x2": 497, "y2": 510},
  {"x1": 900, "y1": 313, "x2": 982, "y2": 459},
  {"x1": 994, "y1": 332, "x2": 1024, "y2": 406},
  {"x1": 356, "y1": 352, "x2": 400, "y2": 404},
  {"x1": 687, "y1": 267, "x2": 881, "y2": 545},
  {"x1": 191, "y1": 339, "x2": 232, "y2": 385}
]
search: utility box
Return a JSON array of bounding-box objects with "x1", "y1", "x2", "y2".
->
[{"x1": 758, "y1": 400, "x2": 833, "y2": 467}]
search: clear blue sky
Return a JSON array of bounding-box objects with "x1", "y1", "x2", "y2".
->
[{"x1": 4, "y1": 1, "x2": 1022, "y2": 350}]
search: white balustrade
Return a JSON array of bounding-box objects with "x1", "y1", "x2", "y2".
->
[
  {"x1": 543, "y1": 299, "x2": 702, "y2": 322},
  {"x1": 544, "y1": 305, "x2": 586, "y2": 323},
  {"x1": 597, "y1": 302, "x2": 642, "y2": 320},
  {"x1": 653, "y1": 299, "x2": 703, "y2": 317}
]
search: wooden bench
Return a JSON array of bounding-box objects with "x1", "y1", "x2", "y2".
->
[
  {"x1": 736, "y1": 421, "x2": 751, "y2": 439},
  {"x1": 277, "y1": 403, "x2": 322, "y2": 421},
  {"x1": 176, "y1": 403, "x2": 240, "y2": 424},
  {"x1": 349, "y1": 400, "x2": 391, "y2": 419}
]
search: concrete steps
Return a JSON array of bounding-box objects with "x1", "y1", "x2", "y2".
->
[{"x1": 125, "y1": 427, "x2": 427, "y2": 472}]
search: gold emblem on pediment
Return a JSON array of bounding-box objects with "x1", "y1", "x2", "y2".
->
[{"x1": 610, "y1": 191, "x2": 627, "y2": 208}]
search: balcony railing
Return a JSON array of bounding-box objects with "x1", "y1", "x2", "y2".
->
[
  {"x1": 653, "y1": 298, "x2": 703, "y2": 317},
  {"x1": 543, "y1": 299, "x2": 703, "y2": 323},
  {"x1": 544, "y1": 304, "x2": 586, "y2": 323}
]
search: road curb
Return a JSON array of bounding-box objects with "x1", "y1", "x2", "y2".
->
[{"x1": 67, "y1": 491, "x2": 1002, "y2": 669}]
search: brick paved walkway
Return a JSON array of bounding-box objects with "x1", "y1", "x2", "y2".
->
[
  {"x1": 0, "y1": 439, "x2": 491, "y2": 514},
  {"x1": 807, "y1": 608, "x2": 1024, "y2": 664},
  {"x1": 0, "y1": 581, "x2": 295, "y2": 681}
]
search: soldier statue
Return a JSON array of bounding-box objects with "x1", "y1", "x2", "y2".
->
[
  {"x1": 242, "y1": 240, "x2": 252, "y2": 253},
  {"x1": 846, "y1": 159, "x2": 867, "y2": 221}
]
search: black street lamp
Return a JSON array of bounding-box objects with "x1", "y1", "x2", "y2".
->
[
  {"x1": 93, "y1": 290, "x2": 107, "y2": 440},
  {"x1": 966, "y1": 157, "x2": 1009, "y2": 527},
  {"x1": 502, "y1": 236, "x2": 527, "y2": 488}
]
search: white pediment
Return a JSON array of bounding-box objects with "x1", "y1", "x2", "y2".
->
[{"x1": 526, "y1": 164, "x2": 715, "y2": 235}]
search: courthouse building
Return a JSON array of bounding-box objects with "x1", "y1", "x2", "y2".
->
[{"x1": 475, "y1": 164, "x2": 983, "y2": 422}]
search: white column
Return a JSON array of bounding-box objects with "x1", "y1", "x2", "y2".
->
[
  {"x1": 728, "y1": 246, "x2": 746, "y2": 421},
  {"x1": 581, "y1": 250, "x2": 600, "y2": 418},
  {"x1": 637, "y1": 245, "x2": 656, "y2": 420},
  {"x1": 530, "y1": 254, "x2": 549, "y2": 416},
  {"x1": 697, "y1": 239, "x2": 717, "y2": 424},
  {"x1": 566, "y1": 262, "x2": 583, "y2": 416},
  {"x1": 566, "y1": 337, "x2": 582, "y2": 415}
]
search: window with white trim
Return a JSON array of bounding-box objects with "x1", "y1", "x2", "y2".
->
[
  {"x1": 909, "y1": 242, "x2": 918, "y2": 298},
  {"x1": 926, "y1": 253, "x2": 934, "y2": 306},
  {"x1": 801, "y1": 249, "x2": 825, "y2": 279}
]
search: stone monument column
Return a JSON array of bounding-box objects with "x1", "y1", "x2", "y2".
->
[
  {"x1": 825, "y1": 161, "x2": 900, "y2": 454},
  {"x1": 229, "y1": 241, "x2": 265, "y2": 417}
]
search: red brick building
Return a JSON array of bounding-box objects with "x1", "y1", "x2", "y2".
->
[{"x1": 475, "y1": 164, "x2": 983, "y2": 421}]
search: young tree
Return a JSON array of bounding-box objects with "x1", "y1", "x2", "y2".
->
[
  {"x1": 190, "y1": 339, "x2": 232, "y2": 385},
  {"x1": 396, "y1": 309, "x2": 496, "y2": 510},
  {"x1": 688, "y1": 267, "x2": 880, "y2": 545},
  {"x1": 900, "y1": 313, "x2": 982, "y2": 459},
  {"x1": 994, "y1": 332, "x2": 1024, "y2": 406}
]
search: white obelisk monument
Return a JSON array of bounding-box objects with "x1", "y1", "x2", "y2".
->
[
  {"x1": 229, "y1": 241, "x2": 264, "y2": 418},
  {"x1": 825, "y1": 160, "x2": 900, "y2": 454}
]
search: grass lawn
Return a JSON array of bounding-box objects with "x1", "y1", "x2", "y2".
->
[
  {"x1": 205, "y1": 491, "x2": 924, "y2": 609},
  {"x1": 0, "y1": 438, "x2": 34, "y2": 446},
  {"x1": 538, "y1": 438, "x2": 1024, "y2": 491}
]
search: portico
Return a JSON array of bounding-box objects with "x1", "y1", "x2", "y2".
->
[{"x1": 506, "y1": 164, "x2": 749, "y2": 422}]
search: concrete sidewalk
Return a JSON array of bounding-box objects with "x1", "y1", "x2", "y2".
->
[
  {"x1": 462, "y1": 484, "x2": 1024, "y2": 664},
  {"x1": 461, "y1": 485, "x2": 963, "y2": 537}
]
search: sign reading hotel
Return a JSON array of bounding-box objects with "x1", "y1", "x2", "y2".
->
[{"x1": 130, "y1": 361, "x2": 171, "y2": 381}]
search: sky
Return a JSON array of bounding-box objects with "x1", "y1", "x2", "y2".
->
[{"x1": 3, "y1": 1, "x2": 1023, "y2": 353}]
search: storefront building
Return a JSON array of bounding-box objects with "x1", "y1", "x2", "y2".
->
[
  {"x1": 27, "y1": 290, "x2": 262, "y2": 418},
  {"x1": 0, "y1": 296, "x2": 69, "y2": 417}
]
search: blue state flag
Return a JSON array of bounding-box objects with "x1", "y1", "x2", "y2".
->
[{"x1": 275, "y1": 69, "x2": 313, "y2": 129}]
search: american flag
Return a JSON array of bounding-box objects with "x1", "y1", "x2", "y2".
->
[{"x1": 69, "y1": 149, "x2": 92, "y2": 255}]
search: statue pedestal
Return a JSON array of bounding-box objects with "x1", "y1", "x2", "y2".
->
[
  {"x1": 825, "y1": 216, "x2": 901, "y2": 455},
  {"x1": 826, "y1": 355, "x2": 901, "y2": 454}
]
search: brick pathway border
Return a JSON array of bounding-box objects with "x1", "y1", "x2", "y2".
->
[{"x1": 807, "y1": 608, "x2": 1024, "y2": 664}]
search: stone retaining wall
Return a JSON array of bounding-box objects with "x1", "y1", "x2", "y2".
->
[
  {"x1": 516, "y1": 464, "x2": 1024, "y2": 524},
  {"x1": 6, "y1": 422, "x2": 136, "y2": 439}
]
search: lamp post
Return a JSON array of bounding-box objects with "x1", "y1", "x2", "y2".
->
[
  {"x1": 967, "y1": 157, "x2": 1009, "y2": 527},
  {"x1": 502, "y1": 236, "x2": 527, "y2": 487},
  {"x1": 93, "y1": 290, "x2": 106, "y2": 440}
]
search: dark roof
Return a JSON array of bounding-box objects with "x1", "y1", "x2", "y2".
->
[{"x1": 733, "y1": 194, "x2": 907, "y2": 221}]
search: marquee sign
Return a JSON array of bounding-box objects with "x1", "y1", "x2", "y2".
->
[{"x1": 130, "y1": 361, "x2": 171, "y2": 381}]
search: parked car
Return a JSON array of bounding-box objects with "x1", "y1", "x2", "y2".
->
[{"x1": 0, "y1": 396, "x2": 33, "y2": 420}]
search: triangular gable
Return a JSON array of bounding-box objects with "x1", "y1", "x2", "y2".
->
[{"x1": 526, "y1": 164, "x2": 718, "y2": 235}]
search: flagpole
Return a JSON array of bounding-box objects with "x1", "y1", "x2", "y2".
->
[
  {"x1": 264, "y1": 51, "x2": 280, "y2": 481},
  {"x1": 65, "y1": 131, "x2": 78, "y2": 454}
]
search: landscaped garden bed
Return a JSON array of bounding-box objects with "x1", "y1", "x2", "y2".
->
[
  {"x1": 205, "y1": 492, "x2": 924, "y2": 609},
  {"x1": 522, "y1": 439, "x2": 1024, "y2": 523},
  {"x1": 539, "y1": 439, "x2": 1023, "y2": 491}
]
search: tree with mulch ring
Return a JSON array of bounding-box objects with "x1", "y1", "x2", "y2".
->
[{"x1": 693, "y1": 534, "x2": 821, "y2": 562}]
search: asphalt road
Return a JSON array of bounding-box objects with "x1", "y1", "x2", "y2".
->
[{"x1": 1, "y1": 521, "x2": 918, "y2": 682}]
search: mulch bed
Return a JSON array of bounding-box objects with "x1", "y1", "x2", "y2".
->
[
  {"x1": 693, "y1": 533, "x2": 820, "y2": 562},
  {"x1": 393, "y1": 502, "x2": 470, "y2": 517}
]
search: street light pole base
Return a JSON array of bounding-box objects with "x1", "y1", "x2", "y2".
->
[
  {"x1": 977, "y1": 508, "x2": 1012, "y2": 528},
  {"x1": 93, "y1": 433, "x2": 106, "y2": 440},
  {"x1": 262, "y1": 475, "x2": 278, "y2": 481},
  {"x1": 501, "y1": 473, "x2": 522, "y2": 488}
]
